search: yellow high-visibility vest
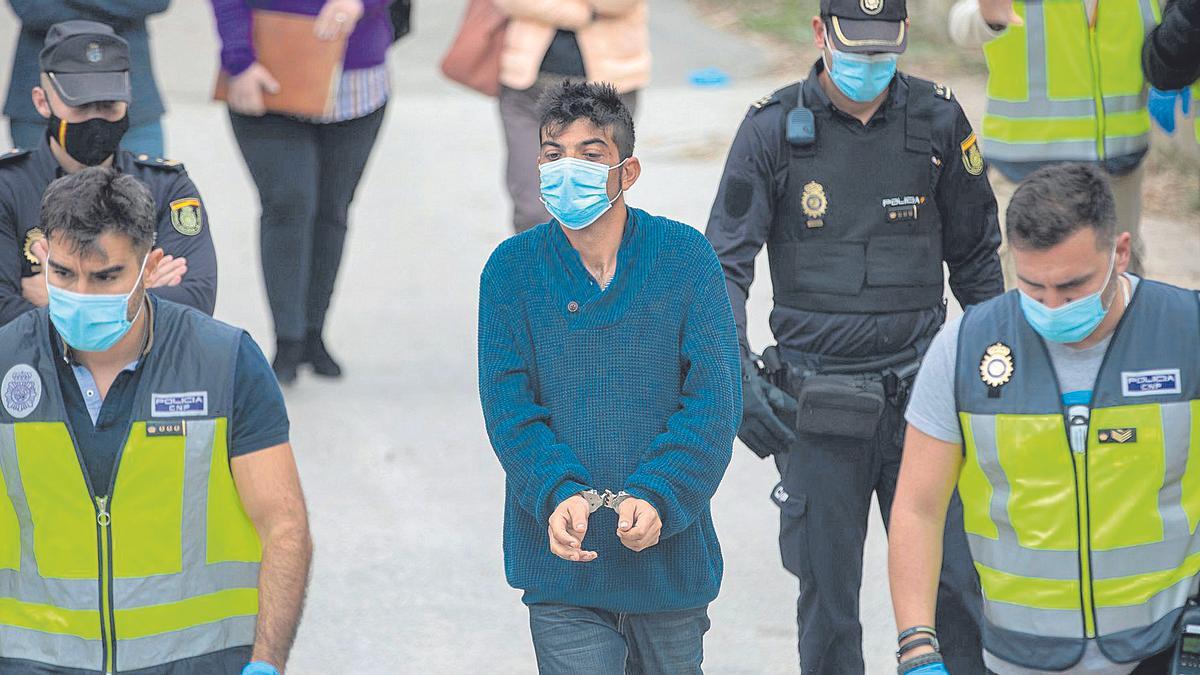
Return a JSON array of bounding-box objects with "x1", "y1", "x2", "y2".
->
[
  {"x1": 982, "y1": 0, "x2": 1160, "y2": 164},
  {"x1": 954, "y1": 281, "x2": 1200, "y2": 670},
  {"x1": 0, "y1": 302, "x2": 261, "y2": 672},
  {"x1": 1193, "y1": 81, "x2": 1199, "y2": 143}
]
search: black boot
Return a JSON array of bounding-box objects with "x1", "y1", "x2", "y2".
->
[
  {"x1": 272, "y1": 339, "x2": 304, "y2": 386},
  {"x1": 303, "y1": 331, "x2": 343, "y2": 378}
]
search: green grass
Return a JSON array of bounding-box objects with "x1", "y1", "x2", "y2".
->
[
  {"x1": 693, "y1": 0, "x2": 986, "y2": 74},
  {"x1": 735, "y1": 0, "x2": 813, "y2": 43}
]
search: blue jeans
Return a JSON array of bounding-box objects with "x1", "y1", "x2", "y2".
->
[
  {"x1": 528, "y1": 603, "x2": 710, "y2": 675},
  {"x1": 8, "y1": 119, "x2": 164, "y2": 157}
]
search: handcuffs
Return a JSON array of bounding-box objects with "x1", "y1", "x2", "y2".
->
[{"x1": 579, "y1": 489, "x2": 634, "y2": 514}]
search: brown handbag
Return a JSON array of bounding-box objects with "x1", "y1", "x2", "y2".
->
[{"x1": 439, "y1": 0, "x2": 508, "y2": 97}]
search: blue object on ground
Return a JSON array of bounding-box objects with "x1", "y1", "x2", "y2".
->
[{"x1": 689, "y1": 67, "x2": 730, "y2": 87}]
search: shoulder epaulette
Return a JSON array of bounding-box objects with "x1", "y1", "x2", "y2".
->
[
  {"x1": 901, "y1": 73, "x2": 955, "y2": 104},
  {"x1": 749, "y1": 82, "x2": 803, "y2": 116},
  {"x1": 753, "y1": 92, "x2": 777, "y2": 109},
  {"x1": 132, "y1": 153, "x2": 185, "y2": 172},
  {"x1": 0, "y1": 147, "x2": 31, "y2": 164}
]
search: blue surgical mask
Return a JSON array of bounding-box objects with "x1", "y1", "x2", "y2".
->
[
  {"x1": 46, "y1": 252, "x2": 149, "y2": 352},
  {"x1": 539, "y1": 157, "x2": 627, "y2": 231},
  {"x1": 1019, "y1": 249, "x2": 1119, "y2": 344},
  {"x1": 824, "y1": 42, "x2": 898, "y2": 103}
]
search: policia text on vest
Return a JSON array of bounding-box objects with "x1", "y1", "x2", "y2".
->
[
  {"x1": 894, "y1": 279, "x2": 1200, "y2": 672},
  {"x1": 0, "y1": 300, "x2": 309, "y2": 674}
]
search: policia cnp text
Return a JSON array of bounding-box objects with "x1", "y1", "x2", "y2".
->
[{"x1": 705, "y1": 0, "x2": 1005, "y2": 672}]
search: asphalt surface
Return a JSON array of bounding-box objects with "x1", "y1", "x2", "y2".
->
[{"x1": 0, "y1": 2, "x2": 1195, "y2": 672}]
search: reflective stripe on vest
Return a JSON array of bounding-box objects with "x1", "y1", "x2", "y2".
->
[
  {"x1": 0, "y1": 303, "x2": 262, "y2": 672},
  {"x1": 980, "y1": 0, "x2": 1157, "y2": 164},
  {"x1": 1193, "y1": 82, "x2": 1200, "y2": 143},
  {"x1": 954, "y1": 282, "x2": 1200, "y2": 669}
]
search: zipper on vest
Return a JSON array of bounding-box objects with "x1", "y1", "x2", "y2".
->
[
  {"x1": 96, "y1": 495, "x2": 116, "y2": 674},
  {"x1": 1067, "y1": 406, "x2": 1098, "y2": 638}
]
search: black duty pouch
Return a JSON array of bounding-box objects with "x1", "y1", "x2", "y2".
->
[{"x1": 793, "y1": 372, "x2": 886, "y2": 440}]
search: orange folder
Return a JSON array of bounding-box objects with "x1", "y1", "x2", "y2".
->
[{"x1": 213, "y1": 10, "x2": 347, "y2": 118}]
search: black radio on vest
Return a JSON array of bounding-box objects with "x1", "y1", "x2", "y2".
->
[
  {"x1": 786, "y1": 107, "x2": 815, "y2": 147},
  {"x1": 1172, "y1": 602, "x2": 1200, "y2": 675}
]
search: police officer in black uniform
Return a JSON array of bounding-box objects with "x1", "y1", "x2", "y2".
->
[
  {"x1": 0, "y1": 21, "x2": 216, "y2": 326},
  {"x1": 705, "y1": 0, "x2": 1003, "y2": 672}
]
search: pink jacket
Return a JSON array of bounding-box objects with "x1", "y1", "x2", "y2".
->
[{"x1": 494, "y1": 0, "x2": 650, "y2": 94}]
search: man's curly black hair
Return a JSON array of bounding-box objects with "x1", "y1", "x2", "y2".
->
[{"x1": 537, "y1": 80, "x2": 636, "y2": 160}]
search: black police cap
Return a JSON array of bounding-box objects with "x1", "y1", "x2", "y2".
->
[
  {"x1": 820, "y1": 0, "x2": 908, "y2": 54},
  {"x1": 39, "y1": 21, "x2": 132, "y2": 107}
]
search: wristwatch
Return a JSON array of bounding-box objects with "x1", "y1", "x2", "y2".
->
[{"x1": 578, "y1": 489, "x2": 606, "y2": 513}]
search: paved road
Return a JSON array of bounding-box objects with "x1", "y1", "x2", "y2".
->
[{"x1": 1, "y1": 2, "x2": 1194, "y2": 673}]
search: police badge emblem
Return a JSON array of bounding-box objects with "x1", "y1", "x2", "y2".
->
[
  {"x1": 23, "y1": 228, "x2": 45, "y2": 266},
  {"x1": 980, "y1": 343, "x2": 1014, "y2": 388},
  {"x1": 2, "y1": 364, "x2": 41, "y2": 419},
  {"x1": 170, "y1": 198, "x2": 203, "y2": 236},
  {"x1": 802, "y1": 181, "x2": 828, "y2": 228},
  {"x1": 961, "y1": 133, "x2": 985, "y2": 176},
  {"x1": 861, "y1": 0, "x2": 884, "y2": 15},
  {"x1": 86, "y1": 42, "x2": 102, "y2": 63}
]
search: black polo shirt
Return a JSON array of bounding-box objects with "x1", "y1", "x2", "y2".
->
[{"x1": 50, "y1": 298, "x2": 289, "y2": 494}]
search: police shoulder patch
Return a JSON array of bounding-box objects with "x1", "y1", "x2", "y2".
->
[
  {"x1": 960, "y1": 132, "x2": 985, "y2": 176},
  {"x1": 0, "y1": 147, "x2": 31, "y2": 164},
  {"x1": 170, "y1": 198, "x2": 203, "y2": 236},
  {"x1": 933, "y1": 83, "x2": 953, "y2": 100},
  {"x1": 133, "y1": 154, "x2": 185, "y2": 172}
]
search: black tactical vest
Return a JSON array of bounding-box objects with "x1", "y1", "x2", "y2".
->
[{"x1": 767, "y1": 77, "x2": 946, "y2": 314}]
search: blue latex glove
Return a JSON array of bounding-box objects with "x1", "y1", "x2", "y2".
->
[
  {"x1": 1148, "y1": 87, "x2": 1191, "y2": 134},
  {"x1": 905, "y1": 662, "x2": 949, "y2": 674},
  {"x1": 242, "y1": 662, "x2": 280, "y2": 675}
]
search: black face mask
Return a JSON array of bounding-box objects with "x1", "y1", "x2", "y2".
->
[{"x1": 45, "y1": 106, "x2": 129, "y2": 166}]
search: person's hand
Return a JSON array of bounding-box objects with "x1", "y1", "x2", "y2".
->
[
  {"x1": 615, "y1": 498, "x2": 662, "y2": 552},
  {"x1": 30, "y1": 238, "x2": 47, "y2": 271},
  {"x1": 314, "y1": 0, "x2": 364, "y2": 41},
  {"x1": 738, "y1": 356, "x2": 797, "y2": 459},
  {"x1": 147, "y1": 253, "x2": 187, "y2": 288},
  {"x1": 548, "y1": 495, "x2": 597, "y2": 562},
  {"x1": 21, "y1": 274, "x2": 47, "y2": 307},
  {"x1": 978, "y1": 0, "x2": 1023, "y2": 27},
  {"x1": 227, "y1": 63, "x2": 280, "y2": 117},
  {"x1": 1148, "y1": 88, "x2": 1191, "y2": 134}
]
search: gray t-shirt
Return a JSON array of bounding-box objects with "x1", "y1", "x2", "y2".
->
[{"x1": 904, "y1": 275, "x2": 1140, "y2": 675}]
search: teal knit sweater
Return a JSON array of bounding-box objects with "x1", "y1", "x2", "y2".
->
[{"x1": 478, "y1": 207, "x2": 741, "y2": 613}]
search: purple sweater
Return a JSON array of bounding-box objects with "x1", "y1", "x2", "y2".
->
[{"x1": 211, "y1": 0, "x2": 394, "y2": 76}]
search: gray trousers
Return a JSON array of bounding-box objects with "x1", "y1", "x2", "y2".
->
[
  {"x1": 773, "y1": 394, "x2": 985, "y2": 674},
  {"x1": 499, "y1": 75, "x2": 639, "y2": 233}
]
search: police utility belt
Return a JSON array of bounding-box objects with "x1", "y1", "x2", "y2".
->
[{"x1": 757, "y1": 345, "x2": 923, "y2": 440}]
